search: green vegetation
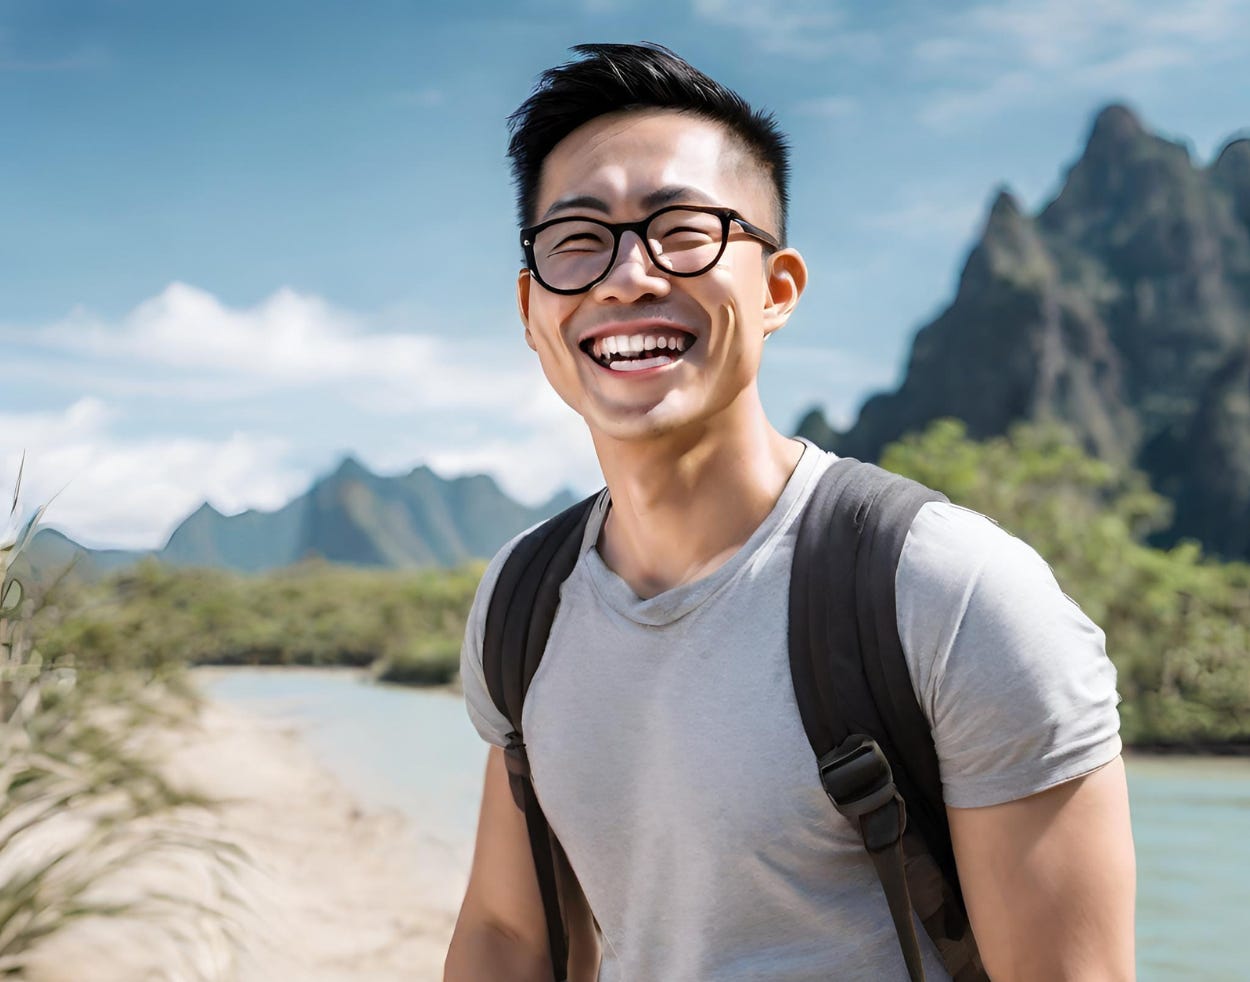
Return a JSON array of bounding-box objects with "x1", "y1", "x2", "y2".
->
[
  {"x1": 37, "y1": 559, "x2": 483, "y2": 688},
  {"x1": 29, "y1": 419, "x2": 1250, "y2": 750},
  {"x1": 882, "y1": 419, "x2": 1250, "y2": 748},
  {"x1": 2, "y1": 476, "x2": 242, "y2": 977}
]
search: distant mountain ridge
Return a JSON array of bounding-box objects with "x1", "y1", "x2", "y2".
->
[
  {"x1": 32, "y1": 458, "x2": 578, "y2": 575},
  {"x1": 799, "y1": 104, "x2": 1250, "y2": 560}
]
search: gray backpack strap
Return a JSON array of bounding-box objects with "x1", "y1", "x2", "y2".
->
[
  {"x1": 789, "y1": 458, "x2": 986, "y2": 982},
  {"x1": 482, "y1": 492, "x2": 602, "y2": 982}
]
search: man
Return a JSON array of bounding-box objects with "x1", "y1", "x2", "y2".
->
[{"x1": 445, "y1": 43, "x2": 1134, "y2": 982}]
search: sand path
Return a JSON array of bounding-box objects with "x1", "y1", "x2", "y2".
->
[{"x1": 22, "y1": 698, "x2": 471, "y2": 981}]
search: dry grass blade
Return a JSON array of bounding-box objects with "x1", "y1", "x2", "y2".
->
[
  {"x1": 8, "y1": 454, "x2": 22, "y2": 525},
  {"x1": 0, "y1": 469, "x2": 249, "y2": 980}
]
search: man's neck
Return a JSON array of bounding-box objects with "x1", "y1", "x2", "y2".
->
[{"x1": 591, "y1": 404, "x2": 804, "y2": 600}]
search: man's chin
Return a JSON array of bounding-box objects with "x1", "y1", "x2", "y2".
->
[{"x1": 582, "y1": 399, "x2": 707, "y2": 445}]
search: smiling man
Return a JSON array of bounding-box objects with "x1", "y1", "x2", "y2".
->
[{"x1": 445, "y1": 44, "x2": 1134, "y2": 982}]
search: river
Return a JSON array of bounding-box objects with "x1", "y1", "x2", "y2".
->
[{"x1": 204, "y1": 668, "x2": 1249, "y2": 981}]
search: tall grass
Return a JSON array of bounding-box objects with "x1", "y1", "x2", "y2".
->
[{"x1": 0, "y1": 466, "x2": 245, "y2": 979}]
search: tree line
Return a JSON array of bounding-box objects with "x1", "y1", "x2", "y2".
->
[{"x1": 25, "y1": 419, "x2": 1250, "y2": 748}]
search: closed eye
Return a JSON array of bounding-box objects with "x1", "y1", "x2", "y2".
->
[{"x1": 549, "y1": 231, "x2": 610, "y2": 253}]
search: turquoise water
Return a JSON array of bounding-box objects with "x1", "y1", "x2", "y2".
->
[
  {"x1": 203, "y1": 669, "x2": 1250, "y2": 981},
  {"x1": 1127, "y1": 756, "x2": 1250, "y2": 980},
  {"x1": 201, "y1": 668, "x2": 487, "y2": 873}
]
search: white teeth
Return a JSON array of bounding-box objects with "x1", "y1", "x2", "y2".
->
[{"x1": 585, "y1": 333, "x2": 693, "y2": 365}]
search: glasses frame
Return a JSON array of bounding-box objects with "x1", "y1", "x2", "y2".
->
[{"x1": 520, "y1": 204, "x2": 782, "y2": 296}]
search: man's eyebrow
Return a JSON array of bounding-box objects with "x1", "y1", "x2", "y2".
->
[
  {"x1": 641, "y1": 185, "x2": 717, "y2": 210},
  {"x1": 540, "y1": 186, "x2": 720, "y2": 221},
  {"x1": 541, "y1": 195, "x2": 611, "y2": 220}
]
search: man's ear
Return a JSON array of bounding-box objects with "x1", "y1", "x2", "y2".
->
[
  {"x1": 762, "y1": 248, "x2": 808, "y2": 337},
  {"x1": 517, "y1": 269, "x2": 537, "y2": 351}
]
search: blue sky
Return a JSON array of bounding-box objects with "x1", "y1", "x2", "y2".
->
[{"x1": 3, "y1": 0, "x2": 1249, "y2": 548}]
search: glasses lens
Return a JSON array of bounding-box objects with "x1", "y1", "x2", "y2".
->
[
  {"x1": 531, "y1": 219, "x2": 615, "y2": 292},
  {"x1": 647, "y1": 209, "x2": 725, "y2": 275}
]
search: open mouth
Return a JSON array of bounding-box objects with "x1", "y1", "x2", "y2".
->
[{"x1": 579, "y1": 331, "x2": 697, "y2": 373}]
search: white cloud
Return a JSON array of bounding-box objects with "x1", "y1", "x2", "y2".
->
[
  {"x1": 24, "y1": 282, "x2": 540, "y2": 414},
  {"x1": 919, "y1": 72, "x2": 1039, "y2": 132},
  {"x1": 861, "y1": 196, "x2": 985, "y2": 242},
  {"x1": 366, "y1": 372, "x2": 602, "y2": 506},
  {"x1": 691, "y1": 0, "x2": 875, "y2": 59},
  {"x1": 2, "y1": 284, "x2": 596, "y2": 549},
  {"x1": 761, "y1": 344, "x2": 896, "y2": 432},
  {"x1": 913, "y1": 0, "x2": 1250, "y2": 130},
  {"x1": 425, "y1": 393, "x2": 602, "y2": 506},
  {"x1": 0, "y1": 400, "x2": 305, "y2": 550}
]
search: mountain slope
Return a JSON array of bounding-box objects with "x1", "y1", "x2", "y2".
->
[
  {"x1": 31, "y1": 458, "x2": 578, "y2": 574},
  {"x1": 800, "y1": 105, "x2": 1250, "y2": 559}
]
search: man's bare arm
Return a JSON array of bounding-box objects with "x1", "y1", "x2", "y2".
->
[
  {"x1": 444, "y1": 746, "x2": 553, "y2": 982},
  {"x1": 948, "y1": 756, "x2": 1136, "y2": 981}
]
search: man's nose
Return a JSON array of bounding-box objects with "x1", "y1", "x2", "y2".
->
[{"x1": 590, "y1": 230, "x2": 672, "y2": 303}]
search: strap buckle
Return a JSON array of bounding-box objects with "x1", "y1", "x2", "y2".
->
[
  {"x1": 504, "y1": 732, "x2": 531, "y2": 777},
  {"x1": 503, "y1": 732, "x2": 532, "y2": 810},
  {"x1": 818, "y1": 735, "x2": 906, "y2": 852}
]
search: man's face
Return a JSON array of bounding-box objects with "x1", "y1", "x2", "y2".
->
[{"x1": 517, "y1": 109, "x2": 803, "y2": 443}]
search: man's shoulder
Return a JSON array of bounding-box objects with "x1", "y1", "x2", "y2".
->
[
  {"x1": 896, "y1": 500, "x2": 1121, "y2": 809},
  {"x1": 800, "y1": 457, "x2": 1016, "y2": 594},
  {"x1": 899, "y1": 500, "x2": 1029, "y2": 591}
]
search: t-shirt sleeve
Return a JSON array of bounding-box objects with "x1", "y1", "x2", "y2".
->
[
  {"x1": 895, "y1": 502, "x2": 1122, "y2": 809},
  {"x1": 460, "y1": 536, "x2": 523, "y2": 749}
]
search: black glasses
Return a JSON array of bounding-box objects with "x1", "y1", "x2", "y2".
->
[{"x1": 520, "y1": 204, "x2": 781, "y2": 295}]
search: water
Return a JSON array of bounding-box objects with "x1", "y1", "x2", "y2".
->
[
  {"x1": 201, "y1": 667, "x2": 488, "y2": 874},
  {"x1": 203, "y1": 669, "x2": 1250, "y2": 981},
  {"x1": 1127, "y1": 756, "x2": 1250, "y2": 980}
]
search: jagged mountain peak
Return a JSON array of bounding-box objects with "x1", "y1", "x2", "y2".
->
[
  {"x1": 981, "y1": 187, "x2": 1034, "y2": 248},
  {"x1": 800, "y1": 104, "x2": 1250, "y2": 559},
  {"x1": 186, "y1": 501, "x2": 225, "y2": 521},
  {"x1": 1086, "y1": 104, "x2": 1147, "y2": 154},
  {"x1": 1041, "y1": 103, "x2": 1197, "y2": 243},
  {"x1": 987, "y1": 187, "x2": 1024, "y2": 222},
  {"x1": 37, "y1": 456, "x2": 578, "y2": 575},
  {"x1": 962, "y1": 186, "x2": 1052, "y2": 292},
  {"x1": 327, "y1": 454, "x2": 373, "y2": 483}
]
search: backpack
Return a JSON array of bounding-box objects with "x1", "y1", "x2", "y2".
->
[{"x1": 482, "y1": 457, "x2": 987, "y2": 982}]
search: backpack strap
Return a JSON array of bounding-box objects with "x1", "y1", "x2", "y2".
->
[
  {"x1": 482, "y1": 492, "x2": 602, "y2": 982},
  {"x1": 482, "y1": 463, "x2": 986, "y2": 981},
  {"x1": 789, "y1": 458, "x2": 986, "y2": 982}
]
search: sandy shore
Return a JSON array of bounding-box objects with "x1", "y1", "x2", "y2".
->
[{"x1": 22, "y1": 697, "x2": 468, "y2": 981}]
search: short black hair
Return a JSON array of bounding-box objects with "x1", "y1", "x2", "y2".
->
[{"x1": 507, "y1": 43, "x2": 791, "y2": 243}]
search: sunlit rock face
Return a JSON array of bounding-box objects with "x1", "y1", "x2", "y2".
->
[{"x1": 799, "y1": 105, "x2": 1250, "y2": 560}]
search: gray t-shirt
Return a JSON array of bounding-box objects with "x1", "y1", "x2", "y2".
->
[{"x1": 461, "y1": 442, "x2": 1122, "y2": 981}]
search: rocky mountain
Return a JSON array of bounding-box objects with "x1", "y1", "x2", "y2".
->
[
  {"x1": 799, "y1": 105, "x2": 1250, "y2": 560},
  {"x1": 31, "y1": 457, "x2": 578, "y2": 575}
]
